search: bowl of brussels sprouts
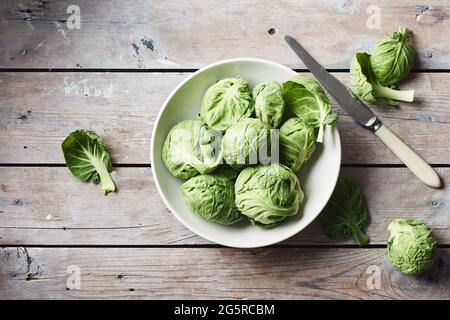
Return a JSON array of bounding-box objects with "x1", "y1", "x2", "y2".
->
[{"x1": 151, "y1": 58, "x2": 341, "y2": 248}]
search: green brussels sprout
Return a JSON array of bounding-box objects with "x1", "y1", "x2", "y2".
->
[
  {"x1": 200, "y1": 77, "x2": 254, "y2": 131},
  {"x1": 162, "y1": 119, "x2": 221, "y2": 179},
  {"x1": 221, "y1": 118, "x2": 271, "y2": 170},
  {"x1": 283, "y1": 76, "x2": 338, "y2": 143},
  {"x1": 214, "y1": 165, "x2": 240, "y2": 182},
  {"x1": 181, "y1": 173, "x2": 242, "y2": 225},
  {"x1": 235, "y1": 163, "x2": 303, "y2": 228},
  {"x1": 279, "y1": 118, "x2": 316, "y2": 172},
  {"x1": 387, "y1": 218, "x2": 437, "y2": 275},
  {"x1": 350, "y1": 52, "x2": 414, "y2": 104},
  {"x1": 253, "y1": 81, "x2": 285, "y2": 128},
  {"x1": 370, "y1": 27, "x2": 415, "y2": 87}
]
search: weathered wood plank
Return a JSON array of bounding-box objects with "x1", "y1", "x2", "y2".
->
[
  {"x1": 0, "y1": 0, "x2": 448, "y2": 69},
  {"x1": 1, "y1": 167, "x2": 448, "y2": 245},
  {"x1": 0, "y1": 247, "x2": 448, "y2": 299},
  {"x1": 1, "y1": 72, "x2": 450, "y2": 164}
]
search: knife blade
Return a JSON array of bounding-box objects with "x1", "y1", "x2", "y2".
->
[
  {"x1": 284, "y1": 35, "x2": 380, "y2": 130},
  {"x1": 284, "y1": 35, "x2": 441, "y2": 189}
]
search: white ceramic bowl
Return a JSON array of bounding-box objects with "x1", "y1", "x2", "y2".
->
[{"x1": 151, "y1": 58, "x2": 341, "y2": 248}]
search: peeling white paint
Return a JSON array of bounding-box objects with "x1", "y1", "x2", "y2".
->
[
  {"x1": 46, "y1": 214, "x2": 52, "y2": 220},
  {"x1": 156, "y1": 58, "x2": 179, "y2": 66},
  {"x1": 322, "y1": 0, "x2": 361, "y2": 14},
  {"x1": 58, "y1": 29, "x2": 67, "y2": 39}
]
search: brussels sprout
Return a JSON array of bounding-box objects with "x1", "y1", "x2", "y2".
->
[
  {"x1": 370, "y1": 27, "x2": 415, "y2": 87},
  {"x1": 214, "y1": 165, "x2": 240, "y2": 182},
  {"x1": 387, "y1": 218, "x2": 437, "y2": 275},
  {"x1": 182, "y1": 174, "x2": 242, "y2": 225},
  {"x1": 235, "y1": 163, "x2": 303, "y2": 228},
  {"x1": 221, "y1": 118, "x2": 271, "y2": 170},
  {"x1": 162, "y1": 119, "x2": 221, "y2": 179},
  {"x1": 350, "y1": 52, "x2": 414, "y2": 104},
  {"x1": 253, "y1": 81, "x2": 285, "y2": 128},
  {"x1": 61, "y1": 129, "x2": 116, "y2": 195},
  {"x1": 200, "y1": 77, "x2": 254, "y2": 131},
  {"x1": 279, "y1": 118, "x2": 316, "y2": 172},
  {"x1": 319, "y1": 174, "x2": 370, "y2": 245},
  {"x1": 283, "y1": 76, "x2": 338, "y2": 143}
]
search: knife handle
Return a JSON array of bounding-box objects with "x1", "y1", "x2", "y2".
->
[{"x1": 374, "y1": 125, "x2": 441, "y2": 188}]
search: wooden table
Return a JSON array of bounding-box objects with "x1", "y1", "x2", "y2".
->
[{"x1": 0, "y1": 0, "x2": 449, "y2": 300}]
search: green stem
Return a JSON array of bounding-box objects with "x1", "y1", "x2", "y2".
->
[
  {"x1": 316, "y1": 125, "x2": 325, "y2": 143},
  {"x1": 373, "y1": 83, "x2": 414, "y2": 102},
  {"x1": 351, "y1": 226, "x2": 370, "y2": 245},
  {"x1": 97, "y1": 166, "x2": 116, "y2": 194}
]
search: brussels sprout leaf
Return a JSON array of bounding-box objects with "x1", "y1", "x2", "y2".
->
[
  {"x1": 62, "y1": 130, "x2": 116, "y2": 195},
  {"x1": 320, "y1": 173, "x2": 370, "y2": 245},
  {"x1": 283, "y1": 76, "x2": 338, "y2": 143}
]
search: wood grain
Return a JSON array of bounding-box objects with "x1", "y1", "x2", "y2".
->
[
  {"x1": 0, "y1": 0, "x2": 449, "y2": 69},
  {"x1": 0, "y1": 247, "x2": 448, "y2": 299},
  {"x1": 1, "y1": 167, "x2": 448, "y2": 245},
  {"x1": 1, "y1": 72, "x2": 450, "y2": 165}
]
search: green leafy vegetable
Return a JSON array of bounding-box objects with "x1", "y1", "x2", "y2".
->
[
  {"x1": 162, "y1": 119, "x2": 221, "y2": 180},
  {"x1": 214, "y1": 165, "x2": 240, "y2": 182},
  {"x1": 61, "y1": 129, "x2": 116, "y2": 195},
  {"x1": 235, "y1": 163, "x2": 303, "y2": 228},
  {"x1": 200, "y1": 77, "x2": 254, "y2": 131},
  {"x1": 252, "y1": 81, "x2": 285, "y2": 128},
  {"x1": 221, "y1": 118, "x2": 271, "y2": 170},
  {"x1": 387, "y1": 218, "x2": 437, "y2": 275},
  {"x1": 370, "y1": 27, "x2": 415, "y2": 86},
  {"x1": 319, "y1": 174, "x2": 370, "y2": 244},
  {"x1": 350, "y1": 52, "x2": 414, "y2": 104},
  {"x1": 182, "y1": 173, "x2": 242, "y2": 225},
  {"x1": 279, "y1": 118, "x2": 316, "y2": 172},
  {"x1": 283, "y1": 75, "x2": 338, "y2": 143}
]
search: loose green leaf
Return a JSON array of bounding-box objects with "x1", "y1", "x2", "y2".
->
[
  {"x1": 370, "y1": 27, "x2": 415, "y2": 87},
  {"x1": 350, "y1": 52, "x2": 414, "y2": 104},
  {"x1": 283, "y1": 76, "x2": 338, "y2": 143},
  {"x1": 61, "y1": 129, "x2": 116, "y2": 195},
  {"x1": 319, "y1": 174, "x2": 370, "y2": 245}
]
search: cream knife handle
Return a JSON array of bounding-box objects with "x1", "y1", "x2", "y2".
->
[{"x1": 375, "y1": 125, "x2": 441, "y2": 188}]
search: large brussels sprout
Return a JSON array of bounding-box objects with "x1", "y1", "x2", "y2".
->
[
  {"x1": 200, "y1": 77, "x2": 254, "y2": 131},
  {"x1": 221, "y1": 118, "x2": 271, "y2": 170},
  {"x1": 370, "y1": 27, "x2": 415, "y2": 87},
  {"x1": 253, "y1": 81, "x2": 285, "y2": 128},
  {"x1": 162, "y1": 119, "x2": 221, "y2": 179},
  {"x1": 235, "y1": 164, "x2": 303, "y2": 228},
  {"x1": 279, "y1": 118, "x2": 316, "y2": 172},
  {"x1": 181, "y1": 174, "x2": 242, "y2": 225},
  {"x1": 387, "y1": 218, "x2": 437, "y2": 275}
]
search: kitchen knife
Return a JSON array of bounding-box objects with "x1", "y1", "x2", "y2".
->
[{"x1": 285, "y1": 35, "x2": 441, "y2": 188}]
